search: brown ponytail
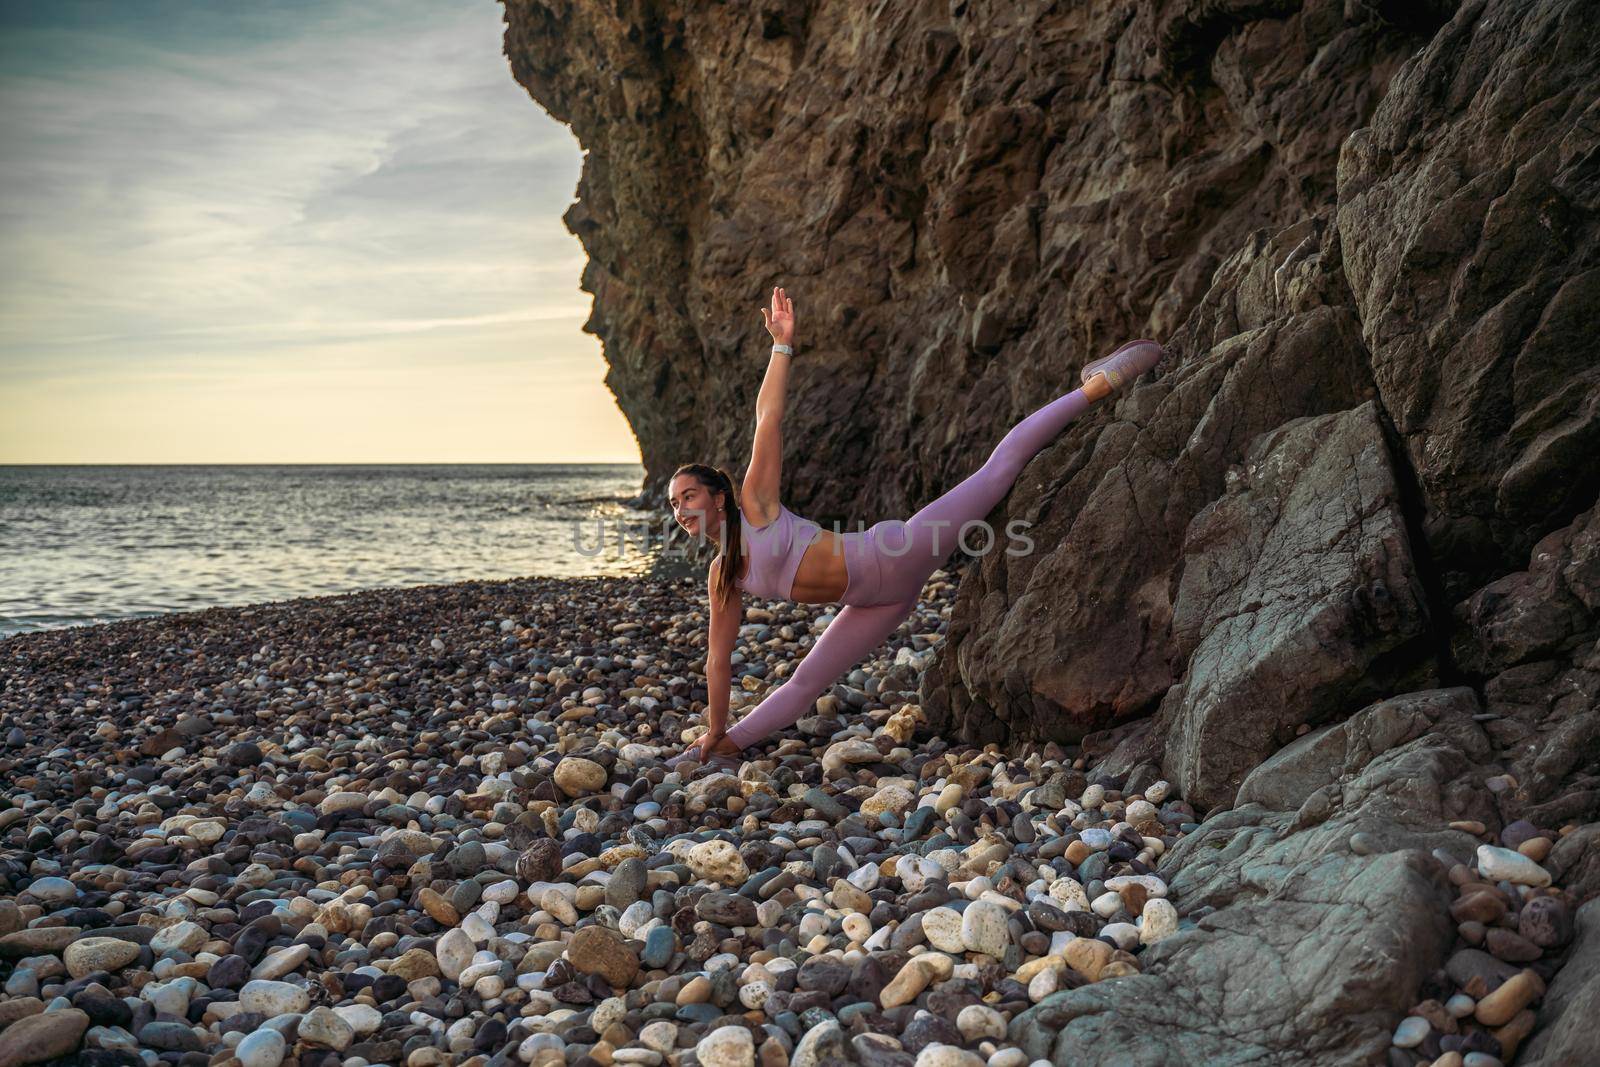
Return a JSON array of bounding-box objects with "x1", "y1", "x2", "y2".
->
[{"x1": 673, "y1": 462, "x2": 743, "y2": 604}]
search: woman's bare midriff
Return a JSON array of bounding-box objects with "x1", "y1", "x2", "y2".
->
[
  {"x1": 736, "y1": 524, "x2": 849, "y2": 603},
  {"x1": 788, "y1": 528, "x2": 849, "y2": 602}
]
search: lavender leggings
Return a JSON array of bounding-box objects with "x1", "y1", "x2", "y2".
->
[{"x1": 720, "y1": 385, "x2": 1094, "y2": 751}]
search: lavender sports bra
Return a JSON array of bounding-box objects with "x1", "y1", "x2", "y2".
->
[{"x1": 736, "y1": 502, "x2": 822, "y2": 600}]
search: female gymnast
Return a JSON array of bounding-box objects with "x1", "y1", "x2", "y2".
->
[{"x1": 665, "y1": 285, "x2": 1165, "y2": 771}]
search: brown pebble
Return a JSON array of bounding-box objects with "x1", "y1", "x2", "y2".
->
[
  {"x1": 1517, "y1": 837, "x2": 1552, "y2": 862},
  {"x1": 418, "y1": 888, "x2": 460, "y2": 926},
  {"x1": 758, "y1": 1038, "x2": 788, "y2": 1067},
  {"x1": 1475, "y1": 969, "x2": 1543, "y2": 1026},
  {"x1": 677, "y1": 975, "x2": 712, "y2": 1005},
  {"x1": 0, "y1": 998, "x2": 44, "y2": 1028},
  {"x1": 1410, "y1": 998, "x2": 1457, "y2": 1035},
  {"x1": 1449, "y1": 892, "x2": 1505, "y2": 925},
  {"x1": 1484, "y1": 927, "x2": 1542, "y2": 963},
  {"x1": 831, "y1": 879, "x2": 872, "y2": 914},
  {"x1": 1116, "y1": 882, "x2": 1150, "y2": 914},
  {"x1": 1063, "y1": 937, "x2": 1113, "y2": 981}
]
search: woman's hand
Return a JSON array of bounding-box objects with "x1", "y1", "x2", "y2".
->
[
  {"x1": 761, "y1": 286, "x2": 795, "y2": 347},
  {"x1": 688, "y1": 725, "x2": 743, "y2": 763},
  {"x1": 689, "y1": 726, "x2": 726, "y2": 762}
]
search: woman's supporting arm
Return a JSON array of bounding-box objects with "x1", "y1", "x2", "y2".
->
[{"x1": 701, "y1": 564, "x2": 743, "y2": 745}]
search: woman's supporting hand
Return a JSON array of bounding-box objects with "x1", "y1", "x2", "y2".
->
[
  {"x1": 761, "y1": 286, "x2": 795, "y2": 347},
  {"x1": 689, "y1": 726, "x2": 724, "y2": 762},
  {"x1": 689, "y1": 726, "x2": 742, "y2": 763}
]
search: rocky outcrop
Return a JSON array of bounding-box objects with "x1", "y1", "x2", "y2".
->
[
  {"x1": 1009, "y1": 686, "x2": 1494, "y2": 1066},
  {"x1": 920, "y1": 0, "x2": 1598, "y2": 756},
  {"x1": 1336, "y1": 0, "x2": 1600, "y2": 604},
  {"x1": 918, "y1": 233, "x2": 1384, "y2": 745}
]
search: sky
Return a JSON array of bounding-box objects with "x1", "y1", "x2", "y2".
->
[{"x1": 0, "y1": 0, "x2": 642, "y2": 464}]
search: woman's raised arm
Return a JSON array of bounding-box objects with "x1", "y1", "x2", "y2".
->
[{"x1": 742, "y1": 286, "x2": 796, "y2": 520}]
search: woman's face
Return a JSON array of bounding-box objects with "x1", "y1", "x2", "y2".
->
[{"x1": 669, "y1": 474, "x2": 723, "y2": 542}]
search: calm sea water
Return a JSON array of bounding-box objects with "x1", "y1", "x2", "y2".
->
[{"x1": 0, "y1": 465, "x2": 698, "y2": 637}]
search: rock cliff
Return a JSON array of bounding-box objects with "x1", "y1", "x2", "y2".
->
[{"x1": 502, "y1": 0, "x2": 1598, "y2": 1061}]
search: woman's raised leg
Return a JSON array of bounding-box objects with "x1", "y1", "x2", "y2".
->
[
  {"x1": 720, "y1": 593, "x2": 921, "y2": 750},
  {"x1": 870, "y1": 384, "x2": 1097, "y2": 603}
]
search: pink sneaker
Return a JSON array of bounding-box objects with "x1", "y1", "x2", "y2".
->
[{"x1": 1081, "y1": 339, "x2": 1167, "y2": 392}]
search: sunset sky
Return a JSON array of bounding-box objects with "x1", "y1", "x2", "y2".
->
[{"x1": 0, "y1": 0, "x2": 642, "y2": 464}]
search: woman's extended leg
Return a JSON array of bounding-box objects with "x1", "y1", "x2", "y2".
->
[
  {"x1": 854, "y1": 340, "x2": 1164, "y2": 606},
  {"x1": 870, "y1": 383, "x2": 1097, "y2": 603},
  {"x1": 720, "y1": 593, "x2": 921, "y2": 750}
]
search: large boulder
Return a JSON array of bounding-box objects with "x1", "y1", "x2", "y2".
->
[
  {"x1": 1158, "y1": 400, "x2": 1433, "y2": 810},
  {"x1": 1451, "y1": 502, "x2": 1600, "y2": 679},
  {"x1": 1234, "y1": 687, "x2": 1488, "y2": 812}
]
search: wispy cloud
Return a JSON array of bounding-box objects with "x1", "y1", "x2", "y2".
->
[{"x1": 0, "y1": 0, "x2": 636, "y2": 463}]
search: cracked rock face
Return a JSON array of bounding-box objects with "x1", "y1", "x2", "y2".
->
[
  {"x1": 1453, "y1": 501, "x2": 1600, "y2": 826},
  {"x1": 498, "y1": 0, "x2": 1447, "y2": 523},
  {"x1": 1336, "y1": 0, "x2": 1600, "y2": 604}
]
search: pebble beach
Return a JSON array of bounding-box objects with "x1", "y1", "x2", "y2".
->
[{"x1": 0, "y1": 572, "x2": 1590, "y2": 1067}]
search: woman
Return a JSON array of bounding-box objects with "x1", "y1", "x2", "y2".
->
[{"x1": 666, "y1": 285, "x2": 1165, "y2": 771}]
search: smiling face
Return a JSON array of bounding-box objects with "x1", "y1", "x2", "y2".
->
[{"x1": 669, "y1": 472, "x2": 726, "y2": 544}]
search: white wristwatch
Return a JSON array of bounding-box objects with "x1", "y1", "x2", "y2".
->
[{"x1": 772, "y1": 343, "x2": 793, "y2": 355}]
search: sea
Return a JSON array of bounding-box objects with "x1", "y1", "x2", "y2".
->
[{"x1": 0, "y1": 464, "x2": 701, "y2": 637}]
